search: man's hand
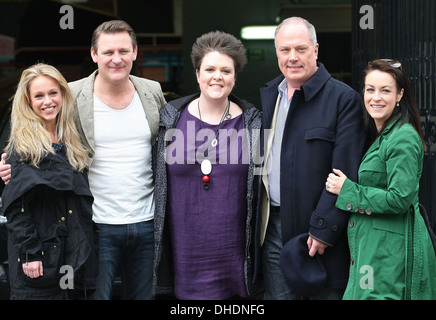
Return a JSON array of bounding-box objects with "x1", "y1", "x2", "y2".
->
[
  {"x1": 307, "y1": 236, "x2": 328, "y2": 257},
  {"x1": 0, "y1": 153, "x2": 11, "y2": 185}
]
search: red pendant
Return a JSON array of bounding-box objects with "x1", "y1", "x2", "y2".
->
[{"x1": 202, "y1": 175, "x2": 210, "y2": 183}]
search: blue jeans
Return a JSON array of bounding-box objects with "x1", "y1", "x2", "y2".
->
[
  {"x1": 93, "y1": 220, "x2": 154, "y2": 300},
  {"x1": 261, "y1": 207, "x2": 343, "y2": 300}
]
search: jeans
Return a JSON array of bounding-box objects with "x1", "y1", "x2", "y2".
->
[
  {"x1": 93, "y1": 220, "x2": 154, "y2": 300},
  {"x1": 261, "y1": 207, "x2": 344, "y2": 300}
]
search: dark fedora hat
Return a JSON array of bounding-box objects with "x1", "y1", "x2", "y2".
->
[{"x1": 279, "y1": 233, "x2": 328, "y2": 297}]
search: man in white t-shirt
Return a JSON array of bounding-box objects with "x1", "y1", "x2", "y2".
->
[{"x1": 0, "y1": 20, "x2": 166, "y2": 300}]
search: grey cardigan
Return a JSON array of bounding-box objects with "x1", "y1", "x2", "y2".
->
[{"x1": 153, "y1": 93, "x2": 263, "y2": 297}]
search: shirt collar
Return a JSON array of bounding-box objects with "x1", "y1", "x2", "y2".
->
[{"x1": 277, "y1": 77, "x2": 288, "y2": 99}]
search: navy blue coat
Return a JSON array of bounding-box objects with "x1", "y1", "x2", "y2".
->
[{"x1": 257, "y1": 63, "x2": 366, "y2": 289}]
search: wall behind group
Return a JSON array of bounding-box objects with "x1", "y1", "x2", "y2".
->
[{"x1": 181, "y1": 0, "x2": 352, "y2": 109}]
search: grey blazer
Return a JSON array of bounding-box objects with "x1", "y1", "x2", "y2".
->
[{"x1": 68, "y1": 70, "x2": 166, "y2": 165}]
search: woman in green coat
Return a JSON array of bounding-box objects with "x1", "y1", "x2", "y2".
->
[{"x1": 326, "y1": 59, "x2": 436, "y2": 300}]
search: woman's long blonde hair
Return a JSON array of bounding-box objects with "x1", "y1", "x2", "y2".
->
[{"x1": 5, "y1": 63, "x2": 89, "y2": 171}]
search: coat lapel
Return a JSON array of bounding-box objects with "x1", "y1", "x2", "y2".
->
[
  {"x1": 130, "y1": 76, "x2": 160, "y2": 144},
  {"x1": 74, "y1": 72, "x2": 163, "y2": 152},
  {"x1": 362, "y1": 119, "x2": 400, "y2": 162},
  {"x1": 75, "y1": 72, "x2": 96, "y2": 152},
  {"x1": 260, "y1": 75, "x2": 283, "y2": 129}
]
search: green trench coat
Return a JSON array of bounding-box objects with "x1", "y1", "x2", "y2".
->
[{"x1": 336, "y1": 119, "x2": 436, "y2": 300}]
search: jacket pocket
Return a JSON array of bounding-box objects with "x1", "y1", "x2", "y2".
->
[
  {"x1": 303, "y1": 128, "x2": 336, "y2": 170},
  {"x1": 359, "y1": 164, "x2": 387, "y2": 189},
  {"x1": 360, "y1": 157, "x2": 386, "y2": 173},
  {"x1": 304, "y1": 127, "x2": 335, "y2": 143},
  {"x1": 20, "y1": 236, "x2": 65, "y2": 288},
  {"x1": 372, "y1": 215, "x2": 405, "y2": 235}
]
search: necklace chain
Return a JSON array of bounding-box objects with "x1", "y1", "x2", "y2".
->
[
  {"x1": 197, "y1": 99, "x2": 230, "y2": 145},
  {"x1": 197, "y1": 99, "x2": 230, "y2": 190}
]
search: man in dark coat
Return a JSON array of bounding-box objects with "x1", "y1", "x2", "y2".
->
[{"x1": 257, "y1": 17, "x2": 366, "y2": 299}]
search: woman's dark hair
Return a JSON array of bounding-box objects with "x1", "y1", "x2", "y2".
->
[
  {"x1": 363, "y1": 59, "x2": 427, "y2": 151},
  {"x1": 190, "y1": 31, "x2": 247, "y2": 76}
]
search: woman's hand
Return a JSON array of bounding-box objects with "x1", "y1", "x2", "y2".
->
[
  {"x1": 0, "y1": 153, "x2": 11, "y2": 185},
  {"x1": 22, "y1": 261, "x2": 43, "y2": 278},
  {"x1": 325, "y1": 168, "x2": 347, "y2": 196}
]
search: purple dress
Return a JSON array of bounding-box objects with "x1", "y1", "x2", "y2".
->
[{"x1": 166, "y1": 107, "x2": 249, "y2": 299}]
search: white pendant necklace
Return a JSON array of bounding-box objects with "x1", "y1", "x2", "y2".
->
[{"x1": 197, "y1": 99, "x2": 231, "y2": 190}]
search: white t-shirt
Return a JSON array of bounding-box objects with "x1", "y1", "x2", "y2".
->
[{"x1": 89, "y1": 92, "x2": 154, "y2": 224}]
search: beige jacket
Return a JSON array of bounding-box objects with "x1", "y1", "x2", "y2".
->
[{"x1": 68, "y1": 70, "x2": 166, "y2": 165}]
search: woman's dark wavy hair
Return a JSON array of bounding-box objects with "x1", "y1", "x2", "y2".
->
[
  {"x1": 190, "y1": 31, "x2": 247, "y2": 77},
  {"x1": 363, "y1": 59, "x2": 427, "y2": 151}
]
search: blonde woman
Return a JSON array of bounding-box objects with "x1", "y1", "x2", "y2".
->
[{"x1": 1, "y1": 63, "x2": 97, "y2": 299}]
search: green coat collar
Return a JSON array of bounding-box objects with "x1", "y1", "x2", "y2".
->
[{"x1": 363, "y1": 117, "x2": 402, "y2": 161}]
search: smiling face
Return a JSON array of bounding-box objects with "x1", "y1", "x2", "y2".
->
[
  {"x1": 275, "y1": 21, "x2": 319, "y2": 90},
  {"x1": 364, "y1": 70, "x2": 404, "y2": 131},
  {"x1": 29, "y1": 75, "x2": 62, "y2": 127},
  {"x1": 196, "y1": 51, "x2": 236, "y2": 102},
  {"x1": 91, "y1": 31, "x2": 137, "y2": 85}
]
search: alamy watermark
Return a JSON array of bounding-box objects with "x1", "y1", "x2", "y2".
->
[
  {"x1": 59, "y1": 5, "x2": 74, "y2": 30},
  {"x1": 360, "y1": 5, "x2": 375, "y2": 30},
  {"x1": 59, "y1": 264, "x2": 74, "y2": 289},
  {"x1": 164, "y1": 123, "x2": 271, "y2": 176},
  {"x1": 359, "y1": 265, "x2": 374, "y2": 290},
  {"x1": 58, "y1": 4, "x2": 375, "y2": 31}
]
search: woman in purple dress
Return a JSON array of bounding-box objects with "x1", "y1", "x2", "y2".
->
[{"x1": 153, "y1": 31, "x2": 263, "y2": 299}]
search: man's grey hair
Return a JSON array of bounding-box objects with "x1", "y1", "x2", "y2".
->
[{"x1": 274, "y1": 17, "x2": 318, "y2": 49}]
